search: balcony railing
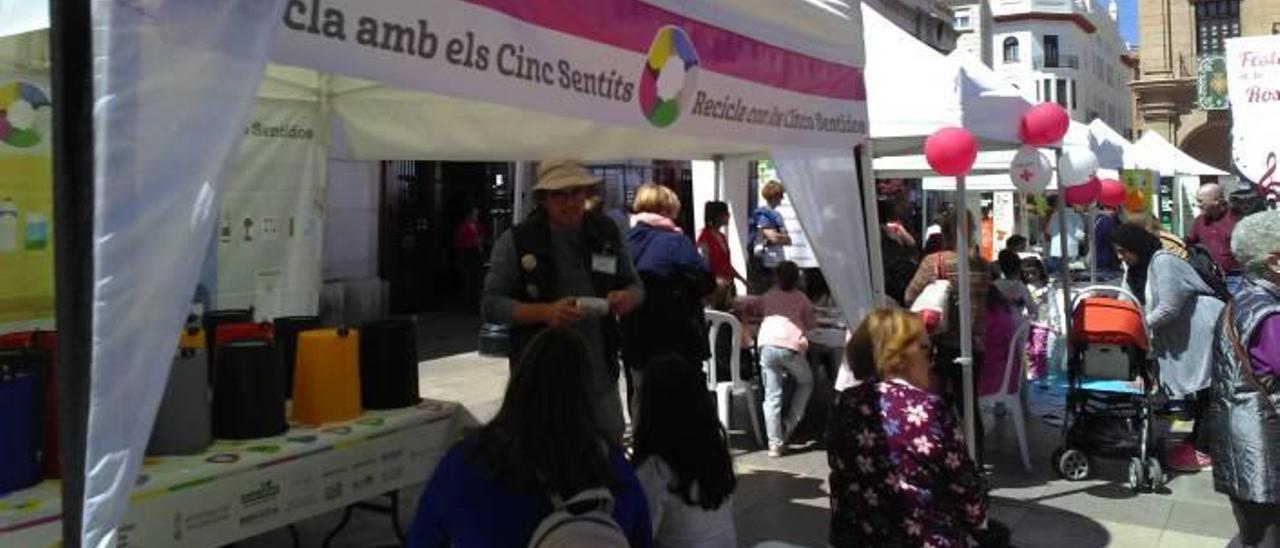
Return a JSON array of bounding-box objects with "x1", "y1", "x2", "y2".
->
[{"x1": 1034, "y1": 54, "x2": 1080, "y2": 69}]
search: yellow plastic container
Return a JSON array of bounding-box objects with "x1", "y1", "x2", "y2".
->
[
  {"x1": 179, "y1": 327, "x2": 205, "y2": 350},
  {"x1": 291, "y1": 328, "x2": 362, "y2": 424}
]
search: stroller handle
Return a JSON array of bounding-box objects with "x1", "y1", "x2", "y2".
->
[{"x1": 1070, "y1": 285, "x2": 1143, "y2": 314}]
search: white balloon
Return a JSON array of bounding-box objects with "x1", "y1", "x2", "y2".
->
[
  {"x1": 1057, "y1": 145, "x2": 1099, "y2": 187},
  {"x1": 1008, "y1": 146, "x2": 1052, "y2": 194}
]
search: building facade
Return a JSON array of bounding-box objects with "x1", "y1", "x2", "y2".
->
[
  {"x1": 1131, "y1": 0, "x2": 1280, "y2": 170},
  {"x1": 867, "y1": 0, "x2": 962, "y2": 53},
  {"x1": 982, "y1": 0, "x2": 1134, "y2": 135},
  {"x1": 951, "y1": 0, "x2": 997, "y2": 65}
]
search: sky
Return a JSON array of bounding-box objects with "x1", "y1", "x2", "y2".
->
[{"x1": 1116, "y1": 0, "x2": 1139, "y2": 47}]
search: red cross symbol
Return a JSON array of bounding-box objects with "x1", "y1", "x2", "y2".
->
[{"x1": 1019, "y1": 169, "x2": 1035, "y2": 182}]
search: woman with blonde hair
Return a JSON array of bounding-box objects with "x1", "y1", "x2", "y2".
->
[
  {"x1": 622, "y1": 183, "x2": 715, "y2": 421},
  {"x1": 748, "y1": 180, "x2": 791, "y2": 293},
  {"x1": 828, "y1": 309, "x2": 1002, "y2": 547}
]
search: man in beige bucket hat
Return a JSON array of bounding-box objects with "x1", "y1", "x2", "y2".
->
[{"x1": 481, "y1": 160, "x2": 643, "y2": 443}]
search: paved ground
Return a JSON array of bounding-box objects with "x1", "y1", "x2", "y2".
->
[{"x1": 244, "y1": 343, "x2": 1240, "y2": 547}]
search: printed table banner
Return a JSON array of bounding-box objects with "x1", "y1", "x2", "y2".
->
[
  {"x1": 0, "y1": 73, "x2": 53, "y2": 329},
  {"x1": 0, "y1": 401, "x2": 467, "y2": 547},
  {"x1": 1226, "y1": 36, "x2": 1280, "y2": 204},
  {"x1": 270, "y1": 0, "x2": 869, "y2": 150}
]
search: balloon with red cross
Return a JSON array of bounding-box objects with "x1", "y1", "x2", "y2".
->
[{"x1": 1008, "y1": 145, "x2": 1052, "y2": 195}]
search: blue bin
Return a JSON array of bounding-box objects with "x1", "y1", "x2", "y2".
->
[{"x1": 0, "y1": 350, "x2": 43, "y2": 495}]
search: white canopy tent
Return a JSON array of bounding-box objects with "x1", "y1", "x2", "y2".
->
[
  {"x1": 1132, "y1": 131, "x2": 1229, "y2": 177},
  {"x1": 48, "y1": 1, "x2": 884, "y2": 545},
  {"x1": 863, "y1": 4, "x2": 1030, "y2": 157}
]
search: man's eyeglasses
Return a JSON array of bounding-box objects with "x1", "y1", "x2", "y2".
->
[{"x1": 545, "y1": 187, "x2": 592, "y2": 200}]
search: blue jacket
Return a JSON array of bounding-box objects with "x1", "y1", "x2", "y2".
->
[
  {"x1": 408, "y1": 441, "x2": 653, "y2": 548},
  {"x1": 626, "y1": 222, "x2": 708, "y2": 279},
  {"x1": 624, "y1": 222, "x2": 715, "y2": 365}
]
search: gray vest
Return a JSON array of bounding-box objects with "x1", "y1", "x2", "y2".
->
[{"x1": 1210, "y1": 277, "x2": 1280, "y2": 503}]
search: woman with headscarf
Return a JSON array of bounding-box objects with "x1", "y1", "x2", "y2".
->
[{"x1": 1109, "y1": 223, "x2": 1225, "y2": 472}]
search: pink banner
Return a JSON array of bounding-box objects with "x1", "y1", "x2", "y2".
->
[{"x1": 461, "y1": 0, "x2": 867, "y2": 101}]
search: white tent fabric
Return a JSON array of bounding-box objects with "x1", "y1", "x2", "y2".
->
[
  {"x1": 89, "y1": 1, "x2": 286, "y2": 546},
  {"x1": 1087, "y1": 119, "x2": 1136, "y2": 170},
  {"x1": 1133, "y1": 131, "x2": 1229, "y2": 176},
  {"x1": 82, "y1": 2, "x2": 878, "y2": 545},
  {"x1": 863, "y1": 5, "x2": 1030, "y2": 157}
]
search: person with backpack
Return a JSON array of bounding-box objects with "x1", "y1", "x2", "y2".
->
[
  {"x1": 631, "y1": 355, "x2": 737, "y2": 548},
  {"x1": 408, "y1": 328, "x2": 652, "y2": 548},
  {"x1": 1110, "y1": 223, "x2": 1225, "y2": 472},
  {"x1": 1207, "y1": 211, "x2": 1280, "y2": 547},
  {"x1": 1187, "y1": 183, "x2": 1244, "y2": 294}
]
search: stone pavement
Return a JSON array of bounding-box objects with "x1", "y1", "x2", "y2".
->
[{"x1": 244, "y1": 349, "x2": 1239, "y2": 547}]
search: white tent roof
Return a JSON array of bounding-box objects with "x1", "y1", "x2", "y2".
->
[
  {"x1": 1086, "y1": 118, "x2": 1136, "y2": 170},
  {"x1": 863, "y1": 5, "x2": 1030, "y2": 157},
  {"x1": 1132, "y1": 131, "x2": 1229, "y2": 177}
]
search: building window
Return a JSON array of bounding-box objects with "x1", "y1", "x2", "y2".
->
[
  {"x1": 1003, "y1": 37, "x2": 1020, "y2": 63},
  {"x1": 1070, "y1": 80, "x2": 1078, "y2": 110},
  {"x1": 955, "y1": 9, "x2": 973, "y2": 30},
  {"x1": 1055, "y1": 79, "x2": 1068, "y2": 108},
  {"x1": 1043, "y1": 35, "x2": 1060, "y2": 67},
  {"x1": 1196, "y1": 0, "x2": 1241, "y2": 55},
  {"x1": 1043, "y1": 78, "x2": 1052, "y2": 103}
]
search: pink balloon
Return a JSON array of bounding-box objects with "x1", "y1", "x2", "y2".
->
[
  {"x1": 924, "y1": 127, "x2": 978, "y2": 176},
  {"x1": 1098, "y1": 178, "x2": 1125, "y2": 207},
  {"x1": 1019, "y1": 103, "x2": 1070, "y2": 146},
  {"x1": 1064, "y1": 176, "x2": 1101, "y2": 206}
]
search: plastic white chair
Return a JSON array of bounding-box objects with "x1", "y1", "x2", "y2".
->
[
  {"x1": 704, "y1": 310, "x2": 765, "y2": 447},
  {"x1": 980, "y1": 319, "x2": 1033, "y2": 472}
]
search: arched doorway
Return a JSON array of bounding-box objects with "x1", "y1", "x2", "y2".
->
[{"x1": 1180, "y1": 122, "x2": 1231, "y2": 172}]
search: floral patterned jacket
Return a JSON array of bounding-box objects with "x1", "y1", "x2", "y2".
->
[{"x1": 828, "y1": 378, "x2": 988, "y2": 548}]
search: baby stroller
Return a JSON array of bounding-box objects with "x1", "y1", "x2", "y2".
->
[{"x1": 1051, "y1": 285, "x2": 1167, "y2": 492}]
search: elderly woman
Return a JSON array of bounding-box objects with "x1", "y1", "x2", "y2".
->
[
  {"x1": 828, "y1": 309, "x2": 1003, "y2": 548},
  {"x1": 622, "y1": 184, "x2": 715, "y2": 421},
  {"x1": 1109, "y1": 223, "x2": 1225, "y2": 472},
  {"x1": 1208, "y1": 211, "x2": 1280, "y2": 548}
]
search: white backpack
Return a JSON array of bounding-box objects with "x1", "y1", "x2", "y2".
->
[
  {"x1": 527, "y1": 487, "x2": 630, "y2": 548},
  {"x1": 909, "y1": 257, "x2": 952, "y2": 335}
]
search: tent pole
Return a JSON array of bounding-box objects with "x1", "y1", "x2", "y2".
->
[
  {"x1": 1088, "y1": 206, "x2": 1097, "y2": 284},
  {"x1": 955, "y1": 175, "x2": 977, "y2": 461},
  {"x1": 50, "y1": 0, "x2": 95, "y2": 544},
  {"x1": 1056, "y1": 149, "x2": 1073, "y2": 378}
]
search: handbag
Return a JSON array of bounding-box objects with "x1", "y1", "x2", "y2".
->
[{"x1": 910, "y1": 256, "x2": 952, "y2": 335}]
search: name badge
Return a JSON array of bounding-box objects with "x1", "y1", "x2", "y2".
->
[{"x1": 592, "y1": 254, "x2": 617, "y2": 275}]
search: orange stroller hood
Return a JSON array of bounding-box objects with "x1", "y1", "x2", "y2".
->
[{"x1": 1070, "y1": 297, "x2": 1149, "y2": 350}]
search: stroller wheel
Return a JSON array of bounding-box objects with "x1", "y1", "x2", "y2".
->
[
  {"x1": 1054, "y1": 448, "x2": 1091, "y2": 481},
  {"x1": 1128, "y1": 457, "x2": 1146, "y2": 492},
  {"x1": 1145, "y1": 457, "x2": 1165, "y2": 491}
]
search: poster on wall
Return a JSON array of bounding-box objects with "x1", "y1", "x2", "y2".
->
[
  {"x1": 1120, "y1": 169, "x2": 1158, "y2": 217},
  {"x1": 1226, "y1": 36, "x2": 1280, "y2": 205},
  {"x1": 216, "y1": 100, "x2": 325, "y2": 320},
  {"x1": 0, "y1": 75, "x2": 54, "y2": 330},
  {"x1": 757, "y1": 160, "x2": 817, "y2": 268},
  {"x1": 992, "y1": 192, "x2": 1015, "y2": 254}
]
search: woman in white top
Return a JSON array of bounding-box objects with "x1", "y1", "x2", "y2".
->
[{"x1": 631, "y1": 355, "x2": 737, "y2": 548}]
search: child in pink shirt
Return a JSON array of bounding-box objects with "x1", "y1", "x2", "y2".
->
[{"x1": 754, "y1": 261, "x2": 816, "y2": 456}]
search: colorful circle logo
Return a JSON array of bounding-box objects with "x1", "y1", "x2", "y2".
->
[
  {"x1": 0, "y1": 82, "x2": 51, "y2": 148},
  {"x1": 639, "y1": 26, "x2": 700, "y2": 128}
]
